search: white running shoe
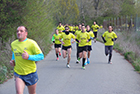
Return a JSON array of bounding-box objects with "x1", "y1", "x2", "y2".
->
[
  {"x1": 108, "y1": 61, "x2": 112, "y2": 64},
  {"x1": 66, "y1": 64, "x2": 70, "y2": 68},
  {"x1": 76, "y1": 60, "x2": 80, "y2": 64}
]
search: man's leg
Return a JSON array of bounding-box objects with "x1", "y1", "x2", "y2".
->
[
  {"x1": 55, "y1": 48, "x2": 59, "y2": 59},
  {"x1": 94, "y1": 32, "x2": 97, "y2": 43},
  {"x1": 105, "y1": 46, "x2": 109, "y2": 56},
  {"x1": 58, "y1": 47, "x2": 61, "y2": 56},
  {"x1": 86, "y1": 46, "x2": 92, "y2": 64},
  {"x1": 28, "y1": 83, "x2": 37, "y2": 94},
  {"x1": 76, "y1": 43, "x2": 79, "y2": 59},
  {"x1": 76, "y1": 46, "x2": 81, "y2": 64},
  {"x1": 67, "y1": 48, "x2": 72, "y2": 64},
  {"x1": 88, "y1": 51, "x2": 90, "y2": 58},
  {"x1": 108, "y1": 46, "x2": 113, "y2": 63},
  {"x1": 82, "y1": 51, "x2": 87, "y2": 69},
  {"x1": 15, "y1": 77, "x2": 25, "y2": 94},
  {"x1": 79, "y1": 52, "x2": 83, "y2": 59},
  {"x1": 62, "y1": 50, "x2": 67, "y2": 58},
  {"x1": 87, "y1": 51, "x2": 90, "y2": 64}
]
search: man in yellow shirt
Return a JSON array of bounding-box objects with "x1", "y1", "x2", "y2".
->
[
  {"x1": 57, "y1": 22, "x2": 65, "y2": 34},
  {"x1": 72, "y1": 25, "x2": 76, "y2": 34},
  {"x1": 85, "y1": 25, "x2": 95, "y2": 65},
  {"x1": 59, "y1": 26, "x2": 75, "y2": 68},
  {"x1": 91, "y1": 21, "x2": 100, "y2": 43},
  {"x1": 52, "y1": 29, "x2": 62, "y2": 60},
  {"x1": 69, "y1": 24, "x2": 73, "y2": 34},
  {"x1": 75, "y1": 25, "x2": 79, "y2": 31},
  {"x1": 100, "y1": 25, "x2": 103, "y2": 29},
  {"x1": 10, "y1": 26, "x2": 44, "y2": 94},
  {"x1": 75, "y1": 24, "x2": 82, "y2": 64},
  {"x1": 76, "y1": 25, "x2": 90, "y2": 69},
  {"x1": 101, "y1": 26, "x2": 117, "y2": 64}
]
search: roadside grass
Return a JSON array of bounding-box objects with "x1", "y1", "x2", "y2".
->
[
  {"x1": 0, "y1": 50, "x2": 14, "y2": 84},
  {"x1": 98, "y1": 29, "x2": 140, "y2": 73},
  {"x1": 133, "y1": 58, "x2": 140, "y2": 73}
]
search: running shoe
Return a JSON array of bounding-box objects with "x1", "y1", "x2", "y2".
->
[
  {"x1": 66, "y1": 64, "x2": 70, "y2": 68},
  {"x1": 82, "y1": 66, "x2": 86, "y2": 70},
  {"x1": 56, "y1": 58, "x2": 59, "y2": 61},
  {"x1": 108, "y1": 61, "x2": 112, "y2": 64},
  {"x1": 87, "y1": 58, "x2": 90, "y2": 64},
  {"x1": 76, "y1": 60, "x2": 80, "y2": 64},
  {"x1": 84, "y1": 62, "x2": 87, "y2": 65},
  {"x1": 59, "y1": 53, "x2": 61, "y2": 56}
]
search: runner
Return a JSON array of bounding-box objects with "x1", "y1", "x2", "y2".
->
[
  {"x1": 91, "y1": 21, "x2": 100, "y2": 43},
  {"x1": 10, "y1": 26, "x2": 44, "y2": 94},
  {"x1": 75, "y1": 24, "x2": 82, "y2": 64},
  {"x1": 69, "y1": 24, "x2": 73, "y2": 34},
  {"x1": 72, "y1": 25, "x2": 76, "y2": 34},
  {"x1": 59, "y1": 26, "x2": 75, "y2": 68},
  {"x1": 85, "y1": 25, "x2": 95, "y2": 65},
  {"x1": 57, "y1": 22, "x2": 65, "y2": 34},
  {"x1": 82, "y1": 23, "x2": 85, "y2": 26},
  {"x1": 76, "y1": 25, "x2": 90, "y2": 69},
  {"x1": 52, "y1": 29, "x2": 62, "y2": 61},
  {"x1": 101, "y1": 26, "x2": 117, "y2": 64},
  {"x1": 100, "y1": 25, "x2": 103, "y2": 29},
  {"x1": 75, "y1": 25, "x2": 79, "y2": 31}
]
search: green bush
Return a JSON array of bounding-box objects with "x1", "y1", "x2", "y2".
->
[
  {"x1": 133, "y1": 58, "x2": 140, "y2": 72},
  {"x1": 0, "y1": 66, "x2": 8, "y2": 84},
  {"x1": 113, "y1": 43, "x2": 123, "y2": 54},
  {"x1": 124, "y1": 51, "x2": 136, "y2": 62}
]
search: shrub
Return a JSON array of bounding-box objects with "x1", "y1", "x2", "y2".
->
[{"x1": 0, "y1": 66, "x2": 8, "y2": 84}]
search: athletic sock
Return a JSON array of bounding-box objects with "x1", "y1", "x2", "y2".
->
[
  {"x1": 77, "y1": 52, "x2": 79, "y2": 59},
  {"x1": 82, "y1": 58, "x2": 86, "y2": 67},
  {"x1": 56, "y1": 53, "x2": 58, "y2": 58}
]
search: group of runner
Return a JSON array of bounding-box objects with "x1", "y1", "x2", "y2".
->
[
  {"x1": 9, "y1": 23, "x2": 117, "y2": 94},
  {"x1": 52, "y1": 22, "x2": 117, "y2": 70}
]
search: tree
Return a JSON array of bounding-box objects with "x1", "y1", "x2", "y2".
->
[
  {"x1": 135, "y1": 0, "x2": 140, "y2": 16},
  {"x1": 0, "y1": 0, "x2": 26, "y2": 44},
  {"x1": 120, "y1": 0, "x2": 135, "y2": 16},
  {"x1": 55, "y1": 0, "x2": 79, "y2": 24}
]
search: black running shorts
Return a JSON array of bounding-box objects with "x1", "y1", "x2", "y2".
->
[
  {"x1": 62, "y1": 45, "x2": 71, "y2": 51},
  {"x1": 54, "y1": 44, "x2": 61, "y2": 48},
  {"x1": 78, "y1": 46, "x2": 88, "y2": 53}
]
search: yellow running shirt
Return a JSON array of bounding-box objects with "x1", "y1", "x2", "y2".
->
[
  {"x1": 69, "y1": 26, "x2": 73, "y2": 31},
  {"x1": 75, "y1": 29, "x2": 81, "y2": 43},
  {"x1": 11, "y1": 39, "x2": 43, "y2": 75},
  {"x1": 77, "y1": 32, "x2": 90, "y2": 47},
  {"x1": 60, "y1": 33, "x2": 75, "y2": 47},
  {"x1": 87, "y1": 30, "x2": 95, "y2": 46},
  {"x1": 75, "y1": 29, "x2": 82, "y2": 36},
  {"x1": 57, "y1": 26, "x2": 65, "y2": 34},
  {"x1": 75, "y1": 26, "x2": 79, "y2": 30},
  {"x1": 52, "y1": 34, "x2": 61, "y2": 44},
  {"x1": 91, "y1": 24, "x2": 99, "y2": 32},
  {"x1": 102, "y1": 31, "x2": 117, "y2": 46},
  {"x1": 73, "y1": 26, "x2": 76, "y2": 32}
]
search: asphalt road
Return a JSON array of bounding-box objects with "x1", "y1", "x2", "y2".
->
[{"x1": 0, "y1": 41, "x2": 140, "y2": 94}]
